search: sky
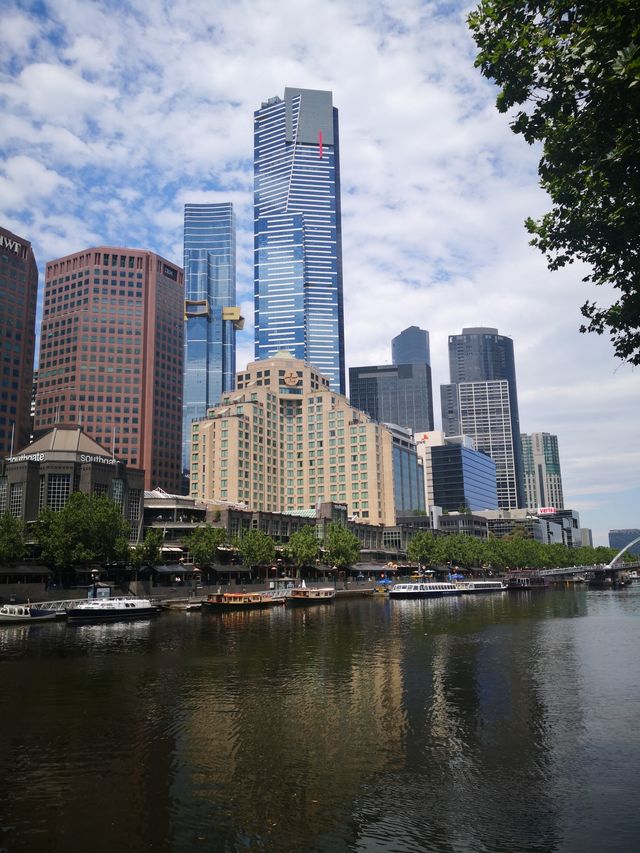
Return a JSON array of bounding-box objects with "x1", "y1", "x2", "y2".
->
[{"x1": 1, "y1": 0, "x2": 638, "y2": 546}]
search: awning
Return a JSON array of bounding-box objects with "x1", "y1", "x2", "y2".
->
[
  {"x1": 154, "y1": 565, "x2": 188, "y2": 574},
  {"x1": 210, "y1": 565, "x2": 252, "y2": 574},
  {"x1": 161, "y1": 546, "x2": 183, "y2": 553},
  {"x1": 0, "y1": 565, "x2": 53, "y2": 576}
]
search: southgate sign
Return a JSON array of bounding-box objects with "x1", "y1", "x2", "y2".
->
[
  {"x1": 7, "y1": 452, "x2": 117, "y2": 465},
  {"x1": 7, "y1": 452, "x2": 45, "y2": 463}
]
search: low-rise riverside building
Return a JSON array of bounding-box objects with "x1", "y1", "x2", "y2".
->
[
  {"x1": 0, "y1": 426, "x2": 144, "y2": 536},
  {"x1": 190, "y1": 352, "x2": 396, "y2": 525}
]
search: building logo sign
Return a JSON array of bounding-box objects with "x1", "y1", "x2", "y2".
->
[
  {"x1": 538, "y1": 507, "x2": 556, "y2": 515},
  {"x1": 7, "y1": 451, "x2": 117, "y2": 465},
  {"x1": 0, "y1": 234, "x2": 24, "y2": 256},
  {"x1": 80, "y1": 454, "x2": 117, "y2": 465},
  {"x1": 7, "y1": 452, "x2": 45, "y2": 463},
  {"x1": 162, "y1": 264, "x2": 178, "y2": 281}
]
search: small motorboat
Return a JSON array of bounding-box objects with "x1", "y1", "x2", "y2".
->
[{"x1": 0, "y1": 603, "x2": 57, "y2": 624}]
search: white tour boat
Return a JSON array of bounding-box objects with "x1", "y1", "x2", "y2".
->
[
  {"x1": 0, "y1": 603, "x2": 57, "y2": 624},
  {"x1": 66, "y1": 597, "x2": 161, "y2": 623},
  {"x1": 388, "y1": 582, "x2": 461, "y2": 599},
  {"x1": 455, "y1": 579, "x2": 507, "y2": 594}
]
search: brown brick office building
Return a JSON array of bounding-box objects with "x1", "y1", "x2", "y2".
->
[
  {"x1": 0, "y1": 226, "x2": 38, "y2": 459},
  {"x1": 34, "y1": 247, "x2": 184, "y2": 492}
]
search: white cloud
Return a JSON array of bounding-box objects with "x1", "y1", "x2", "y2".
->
[{"x1": 0, "y1": 155, "x2": 72, "y2": 209}]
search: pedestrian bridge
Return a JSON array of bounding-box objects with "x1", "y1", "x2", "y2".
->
[{"x1": 538, "y1": 561, "x2": 640, "y2": 579}]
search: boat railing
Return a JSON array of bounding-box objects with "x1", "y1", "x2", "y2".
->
[{"x1": 25, "y1": 596, "x2": 162, "y2": 613}]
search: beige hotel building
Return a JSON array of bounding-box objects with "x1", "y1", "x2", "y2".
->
[{"x1": 190, "y1": 353, "x2": 396, "y2": 525}]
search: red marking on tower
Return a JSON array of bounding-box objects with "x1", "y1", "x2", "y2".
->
[{"x1": 318, "y1": 130, "x2": 323, "y2": 158}]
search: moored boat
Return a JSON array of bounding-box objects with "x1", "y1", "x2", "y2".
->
[
  {"x1": 506, "y1": 575, "x2": 549, "y2": 591},
  {"x1": 388, "y1": 582, "x2": 461, "y2": 599},
  {"x1": 455, "y1": 579, "x2": 507, "y2": 594},
  {"x1": 286, "y1": 586, "x2": 336, "y2": 605},
  {"x1": 0, "y1": 603, "x2": 57, "y2": 624},
  {"x1": 202, "y1": 591, "x2": 285, "y2": 612},
  {"x1": 66, "y1": 597, "x2": 161, "y2": 623}
]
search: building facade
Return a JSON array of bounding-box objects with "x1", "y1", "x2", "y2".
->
[
  {"x1": 190, "y1": 353, "x2": 396, "y2": 524},
  {"x1": 521, "y1": 431, "x2": 564, "y2": 510},
  {"x1": 0, "y1": 226, "x2": 38, "y2": 458},
  {"x1": 182, "y1": 203, "x2": 242, "y2": 481},
  {"x1": 430, "y1": 442, "x2": 498, "y2": 513},
  {"x1": 254, "y1": 87, "x2": 345, "y2": 393},
  {"x1": 0, "y1": 427, "x2": 144, "y2": 536},
  {"x1": 385, "y1": 423, "x2": 425, "y2": 516},
  {"x1": 441, "y1": 380, "x2": 519, "y2": 510},
  {"x1": 392, "y1": 325, "x2": 430, "y2": 367},
  {"x1": 442, "y1": 327, "x2": 524, "y2": 507},
  {"x1": 415, "y1": 430, "x2": 498, "y2": 512},
  {"x1": 608, "y1": 529, "x2": 640, "y2": 557},
  {"x1": 349, "y1": 363, "x2": 434, "y2": 434},
  {"x1": 34, "y1": 247, "x2": 184, "y2": 492}
]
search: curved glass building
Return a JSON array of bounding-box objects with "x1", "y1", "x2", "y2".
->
[
  {"x1": 182, "y1": 203, "x2": 241, "y2": 482},
  {"x1": 254, "y1": 87, "x2": 345, "y2": 393}
]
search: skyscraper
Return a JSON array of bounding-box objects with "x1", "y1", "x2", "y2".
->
[
  {"x1": 521, "y1": 432, "x2": 564, "y2": 510},
  {"x1": 349, "y1": 325, "x2": 434, "y2": 434},
  {"x1": 392, "y1": 325, "x2": 430, "y2": 367},
  {"x1": 34, "y1": 247, "x2": 184, "y2": 492},
  {"x1": 254, "y1": 87, "x2": 345, "y2": 393},
  {"x1": 0, "y1": 227, "x2": 38, "y2": 458},
  {"x1": 349, "y1": 363, "x2": 434, "y2": 434},
  {"x1": 182, "y1": 203, "x2": 242, "y2": 481},
  {"x1": 441, "y1": 327, "x2": 524, "y2": 508}
]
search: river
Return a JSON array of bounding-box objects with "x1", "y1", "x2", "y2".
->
[{"x1": 1, "y1": 585, "x2": 639, "y2": 852}]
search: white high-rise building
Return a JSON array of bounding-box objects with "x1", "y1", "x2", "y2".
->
[
  {"x1": 441, "y1": 379, "x2": 518, "y2": 510},
  {"x1": 521, "y1": 432, "x2": 564, "y2": 510}
]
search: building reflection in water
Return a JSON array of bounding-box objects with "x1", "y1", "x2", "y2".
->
[{"x1": 6, "y1": 588, "x2": 636, "y2": 853}]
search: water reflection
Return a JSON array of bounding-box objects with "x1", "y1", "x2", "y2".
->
[{"x1": 1, "y1": 588, "x2": 639, "y2": 851}]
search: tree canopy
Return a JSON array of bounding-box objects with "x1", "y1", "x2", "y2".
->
[
  {"x1": 131, "y1": 528, "x2": 164, "y2": 568},
  {"x1": 0, "y1": 512, "x2": 27, "y2": 564},
  {"x1": 186, "y1": 525, "x2": 227, "y2": 566},
  {"x1": 36, "y1": 492, "x2": 131, "y2": 570},
  {"x1": 407, "y1": 531, "x2": 439, "y2": 566},
  {"x1": 286, "y1": 526, "x2": 320, "y2": 573},
  {"x1": 235, "y1": 529, "x2": 276, "y2": 569},
  {"x1": 323, "y1": 522, "x2": 360, "y2": 569},
  {"x1": 468, "y1": 1, "x2": 640, "y2": 364}
]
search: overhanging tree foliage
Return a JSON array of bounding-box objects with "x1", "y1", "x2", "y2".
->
[{"x1": 468, "y1": 1, "x2": 640, "y2": 363}]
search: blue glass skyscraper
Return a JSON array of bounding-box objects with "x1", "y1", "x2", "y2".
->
[
  {"x1": 182, "y1": 203, "x2": 242, "y2": 481},
  {"x1": 254, "y1": 87, "x2": 345, "y2": 393}
]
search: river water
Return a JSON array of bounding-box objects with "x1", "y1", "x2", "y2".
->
[{"x1": 1, "y1": 586, "x2": 639, "y2": 852}]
